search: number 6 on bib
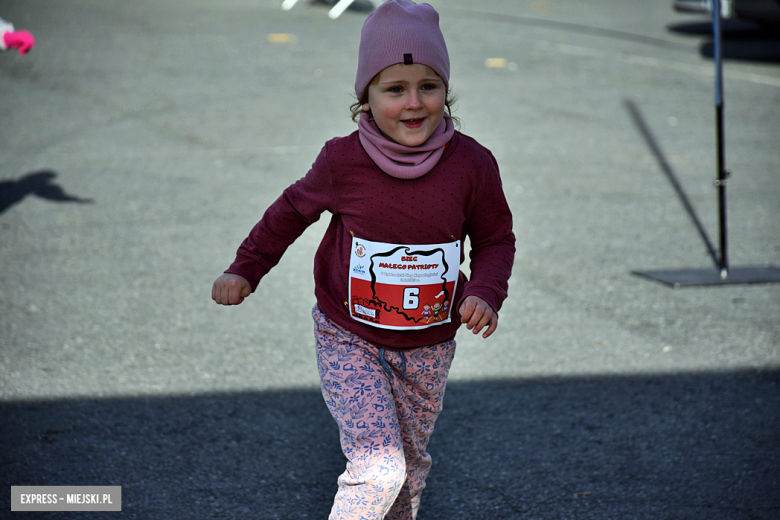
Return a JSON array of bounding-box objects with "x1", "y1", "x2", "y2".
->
[{"x1": 348, "y1": 237, "x2": 459, "y2": 330}]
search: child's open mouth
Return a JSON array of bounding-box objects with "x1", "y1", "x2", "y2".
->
[{"x1": 402, "y1": 118, "x2": 425, "y2": 128}]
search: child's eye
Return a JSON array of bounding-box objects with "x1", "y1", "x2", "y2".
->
[
  {"x1": 421, "y1": 83, "x2": 438, "y2": 91},
  {"x1": 388, "y1": 86, "x2": 403, "y2": 93}
]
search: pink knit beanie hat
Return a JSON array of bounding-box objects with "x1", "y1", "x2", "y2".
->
[{"x1": 355, "y1": 0, "x2": 450, "y2": 100}]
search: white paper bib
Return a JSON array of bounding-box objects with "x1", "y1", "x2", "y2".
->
[{"x1": 348, "y1": 237, "x2": 460, "y2": 330}]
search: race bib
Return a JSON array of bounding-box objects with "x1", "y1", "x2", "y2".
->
[{"x1": 349, "y1": 237, "x2": 460, "y2": 330}]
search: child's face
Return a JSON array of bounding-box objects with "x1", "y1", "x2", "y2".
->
[{"x1": 365, "y1": 63, "x2": 446, "y2": 147}]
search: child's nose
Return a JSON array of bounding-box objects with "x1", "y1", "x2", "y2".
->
[{"x1": 406, "y1": 92, "x2": 423, "y2": 110}]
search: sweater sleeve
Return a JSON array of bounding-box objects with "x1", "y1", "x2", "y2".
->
[
  {"x1": 225, "y1": 142, "x2": 336, "y2": 291},
  {"x1": 460, "y1": 150, "x2": 516, "y2": 313}
]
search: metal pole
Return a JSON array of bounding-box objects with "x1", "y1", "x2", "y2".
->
[{"x1": 713, "y1": 0, "x2": 729, "y2": 278}]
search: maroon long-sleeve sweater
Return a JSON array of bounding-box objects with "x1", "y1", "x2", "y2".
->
[{"x1": 226, "y1": 130, "x2": 515, "y2": 350}]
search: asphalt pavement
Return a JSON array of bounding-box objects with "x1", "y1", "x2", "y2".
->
[{"x1": 1, "y1": 0, "x2": 779, "y2": 518}]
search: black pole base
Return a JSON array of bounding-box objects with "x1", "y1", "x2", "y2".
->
[{"x1": 632, "y1": 266, "x2": 780, "y2": 288}]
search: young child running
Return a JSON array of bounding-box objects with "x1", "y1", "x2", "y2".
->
[{"x1": 212, "y1": 1, "x2": 515, "y2": 518}]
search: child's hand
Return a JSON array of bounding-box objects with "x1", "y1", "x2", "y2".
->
[
  {"x1": 212, "y1": 273, "x2": 251, "y2": 305},
  {"x1": 459, "y1": 296, "x2": 498, "y2": 338},
  {"x1": 3, "y1": 30, "x2": 35, "y2": 56}
]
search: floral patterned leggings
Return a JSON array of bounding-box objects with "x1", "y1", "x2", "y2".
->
[{"x1": 313, "y1": 305, "x2": 456, "y2": 520}]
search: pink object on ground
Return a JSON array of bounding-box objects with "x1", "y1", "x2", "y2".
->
[{"x1": 3, "y1": 30, "x2": 34, "y2": 55}]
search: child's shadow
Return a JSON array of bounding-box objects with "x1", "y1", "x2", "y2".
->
[{"x1": 0, "y1": 170, "x2": 93, "y2": 214}]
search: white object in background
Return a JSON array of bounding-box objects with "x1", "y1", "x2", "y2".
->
[
  {"x1": 283, "y1": 0, "x2": 378, "y2": 19},
  {"x1": 329, "y1": 0, "x2": 357, "y2": 19},
  {"x1": 673, "y1": 0, "x2": 733, "y2": 18}
]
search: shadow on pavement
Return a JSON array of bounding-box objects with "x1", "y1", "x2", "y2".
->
[
  {"x1": 0, "y1": 171, "x2": 92, "y2": 215},
  {"x1": 2, "y1": 371, "x2": 779, "y2": 519},
  {"x1": 623, "y1": 99, "x2": 720, "y2": 269},
  {"x1": 668, "y1": 20, "x2": 780, "y2": 62}
]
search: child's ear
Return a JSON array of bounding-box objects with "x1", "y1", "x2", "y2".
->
[{"x1": 362, "y1": 103, "x2": 370, "y2": 112}]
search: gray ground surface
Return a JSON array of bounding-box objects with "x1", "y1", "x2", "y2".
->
[{"x1": 1, "y1": 0, "x2": 779, "y2": 518}]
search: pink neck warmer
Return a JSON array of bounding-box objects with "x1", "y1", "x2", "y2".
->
[{"x1": 358, "y1": 112, "x2": 455, "y2": 180}]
